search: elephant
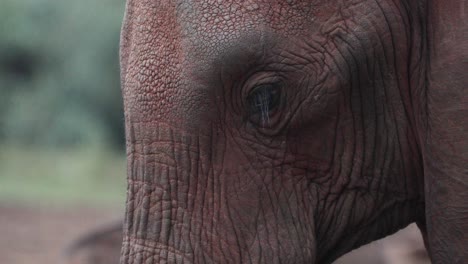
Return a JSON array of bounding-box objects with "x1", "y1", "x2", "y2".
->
[{"x1": 119, "y1": 0, "x2": 467, "y2": 263}]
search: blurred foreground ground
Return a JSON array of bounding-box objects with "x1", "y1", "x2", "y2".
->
[{"x1": 0, "y1": 202, "x2": 122, "y2": 264}]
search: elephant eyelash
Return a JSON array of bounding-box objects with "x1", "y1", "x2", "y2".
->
[{"x1": 247, "y1": 83, "x2": 282, "y2": 126}]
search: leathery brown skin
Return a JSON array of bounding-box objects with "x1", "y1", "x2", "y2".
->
[{"x1": 119, "y1": 1, "x2": 467, "y2": 263}]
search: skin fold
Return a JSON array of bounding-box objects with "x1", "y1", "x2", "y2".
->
[{"x1": 119, "y1": 0, "x2": 467, "y2": 263}]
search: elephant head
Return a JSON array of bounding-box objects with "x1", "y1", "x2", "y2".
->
[{"x1": 119, "y1": 1, "x2": 467, "y2": 263}]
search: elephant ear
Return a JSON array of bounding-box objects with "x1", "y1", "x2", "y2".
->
[{"x1": 422, "y1": 0, "x2": 468, "y2": 262}]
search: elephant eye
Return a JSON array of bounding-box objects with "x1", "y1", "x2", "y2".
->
[{"x1": 247, "y1": 83, "x2": 282, "y2": 126}]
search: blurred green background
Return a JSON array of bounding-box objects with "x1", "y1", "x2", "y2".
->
[{"x1": 0, "y1": 0, "x2": 127, "y2": 206}]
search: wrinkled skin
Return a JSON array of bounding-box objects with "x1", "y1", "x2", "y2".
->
[{"x1": 119, "y1": 1, "x2": 467, "y2": 263}]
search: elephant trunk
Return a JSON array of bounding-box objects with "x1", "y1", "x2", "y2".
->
[
  {"x1": 119, "y1": 121, "x2": 240, "y2": 264},
  {"x1": 118, "y1": 120, "x2": 319, "y2": 263}
]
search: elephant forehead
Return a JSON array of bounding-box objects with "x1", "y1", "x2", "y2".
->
[
  {"x1": 177, "y1": 0, "x2": 318, "y2": 47},
  {"x1": 120, "y1": 0, "x2": 362, "y2": 125}
]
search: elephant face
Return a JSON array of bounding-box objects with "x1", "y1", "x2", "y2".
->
[{"x1": 120, "y1": 1, "x2": 467, "y2": 263}]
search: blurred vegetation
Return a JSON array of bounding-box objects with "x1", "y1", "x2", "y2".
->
[
  {"x1": 0, "y1": 0, "x2": 125, "y2": 148},
  {"x1": 0, "y1": 146, "x2": 126, "y2": 205},
  {"x1": 0, "y1": 0, "x2": 127, "y2": 205}
]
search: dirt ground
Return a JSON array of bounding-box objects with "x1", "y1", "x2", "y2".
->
[
  {"x1": 0, "y1": 202, "x2": 123, "y2": 264},
  {"x1": 0, "y1": 202, "x2": 431, "y2": 264}
]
